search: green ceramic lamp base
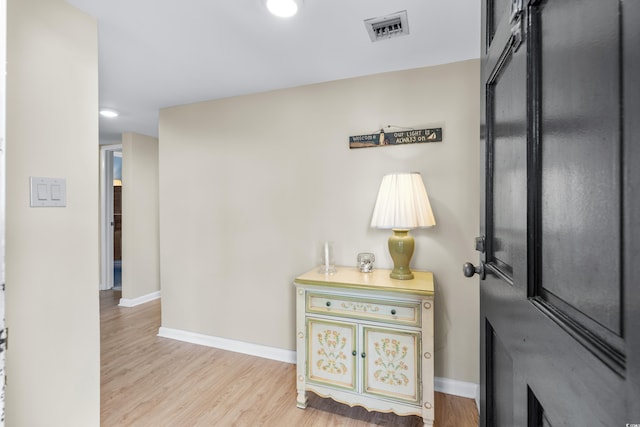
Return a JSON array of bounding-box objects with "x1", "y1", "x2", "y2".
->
[{"x1": 388, "y1": 229, "x2": 415, "y2": 280}]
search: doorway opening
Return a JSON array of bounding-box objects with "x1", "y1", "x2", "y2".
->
[
  {"x1": 100, "y1": 144, "x2": 122, "y2": 291},
  {"x1": 112, "y1": 151, "x2": 122, "y2": 290}
]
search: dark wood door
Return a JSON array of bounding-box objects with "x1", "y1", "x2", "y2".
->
[{"x1": 469, "y1": 0, "x2": 640, "y2": 425}]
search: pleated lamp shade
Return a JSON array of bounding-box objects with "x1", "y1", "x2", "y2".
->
[{"x1": 370, "y1": 172, "x2": 436, "y2": 230}]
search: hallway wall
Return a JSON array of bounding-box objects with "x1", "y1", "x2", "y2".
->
[
  {"x1": 5, "y1": 0, "x2": 100, "y2": 425},
  {"x1": 159, "y1": 59, "x2": 481, "y2": 384},
  {"x1": 122, "y1": 132, "x2": 160, "y2": 301}
]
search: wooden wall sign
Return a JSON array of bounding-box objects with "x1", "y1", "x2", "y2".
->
[{"x1": 349, "y1": 128, "x2": 442, "y2": 149}]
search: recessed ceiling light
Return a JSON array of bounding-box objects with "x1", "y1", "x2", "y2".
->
[
  {"x1": 99, "y1": 109, "x2": 119, "y2": 118},
  {"x1": 266, "y1": 0, "x2": 301, "y2": 17}
]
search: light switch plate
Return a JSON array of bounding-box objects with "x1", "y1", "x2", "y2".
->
[{"x1": 30, "y1": 177, "x2": 66, "y2": 207}]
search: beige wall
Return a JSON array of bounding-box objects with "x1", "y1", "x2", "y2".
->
[
  {"x1": 159, "y1": 59, "x2": 480, "y2": 384},
  {"x1": 5, "y1": 0, "x2": 100, "y2": 425},
  {"x1": 122, "y1": 132, "x2": 160, "y2": 300}
]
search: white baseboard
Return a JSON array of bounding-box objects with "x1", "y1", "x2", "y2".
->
[
  {"x1": 434, "y1": 376, "x2": 479, "y2": 400},
  {"x1": 157, "y1": 326, "x2": 479, "y2": 400},
  {"x1": 157, "y1": 327, "x2": 297, "y2": 364},
  {"x1": 119, "y1": 291, "x2": 161, "y2": 307}
]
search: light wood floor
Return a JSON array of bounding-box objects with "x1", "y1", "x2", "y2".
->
[{"x1": 101, "y1": 290, "x2": 478, "y2": 426}]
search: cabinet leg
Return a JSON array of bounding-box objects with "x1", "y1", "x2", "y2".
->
[
  {"x1": 422, "y1": 418, "x2": 434, "y2": 426},
  {"x1": 296, "y1": 390, "x2": 308, "y2": 409}
]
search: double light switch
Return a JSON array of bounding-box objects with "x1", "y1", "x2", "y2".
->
[{"x1": 30, "y1": 177, "x2": 66, "y2": 207}]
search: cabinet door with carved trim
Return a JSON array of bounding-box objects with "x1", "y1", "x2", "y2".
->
[
  {"x1": 307, "y1": 318, "x2": 356, "y2": 391},
  {"x1": 362, "y1": 327, "x2": 420, "y2": 404}
]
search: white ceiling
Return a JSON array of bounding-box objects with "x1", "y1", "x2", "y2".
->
[{"x1": 65, "y1": 0, "x2": 481, "y2": 144}]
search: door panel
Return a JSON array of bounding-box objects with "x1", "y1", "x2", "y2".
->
[
  {"x1": 362, "y1": 327, "x2": 420, "y2": 404},
  {"x1": 476, "y1": 0, "x2": 639, "y2": 425},
  {"x1": 488, "y1": 45, "x2": 527, "y2": 279},
  {"x1": 487, "y1": 0, "x2": 512, "y2": 47},
  {"x1": 487, "y1": 323, "x2": 514, "y2": 427},
  {"x1": 528, "y1": 388, "x2": 552, "y2": 427},
  {"x1": 306, "y1": 318, "x2": 356, "y2": 391},
  {"x1": 536, "y1": 0, "x2": 622, "y2": 342},
  {"x1": 624, "y1": 0, "x2": 640, "y2": 421}
]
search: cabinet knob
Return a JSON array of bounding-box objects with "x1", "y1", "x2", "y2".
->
[
  {"x1": 326, "y1": 301, "x2": 331, "y2": 307},
  {"x1": 352, "y1": 350, "x2": 357, "y2": 356},
  {"x1": 390, "y1": 309, "x2": 397, "y2": 315},
  {"x1": 361, "y1": 352, "x2": 366, "y2": 358}
]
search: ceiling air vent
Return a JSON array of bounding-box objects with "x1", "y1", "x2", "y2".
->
[{"x1": 364, "y1": 10, "x2": 409, "y2": 42}]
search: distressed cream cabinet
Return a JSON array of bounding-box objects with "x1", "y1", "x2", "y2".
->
[{"x1": 294, "y1": 267, "x2": 435, "y2": 426}]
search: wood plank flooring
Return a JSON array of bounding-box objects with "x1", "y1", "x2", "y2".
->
[{"x1": 101, "y1": 290, "x2": 478, "y2": 426}]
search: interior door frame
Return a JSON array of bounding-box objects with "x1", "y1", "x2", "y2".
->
[{"x1": 99, "y1": 143, "x2": 122, "y2": 291}]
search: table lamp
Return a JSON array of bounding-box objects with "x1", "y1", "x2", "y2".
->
[{"x1": 370, "y1": 172, "x2": 436, "y2": 280}]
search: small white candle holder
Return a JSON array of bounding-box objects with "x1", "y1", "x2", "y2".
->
[{"x1": 318, "y1": 241, "x2": 336, "y2": 274}]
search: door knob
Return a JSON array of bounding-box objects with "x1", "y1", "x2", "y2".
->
[{"x1": 463, "y1": 262, "x2": 485, "y2": 280}]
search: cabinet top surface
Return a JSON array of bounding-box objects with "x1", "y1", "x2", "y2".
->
[{"x1": 294, "y1": 267, "x2": 434, "y2": 296}]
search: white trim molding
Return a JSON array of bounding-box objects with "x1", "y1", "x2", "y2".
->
[
  {"x1": 434, "y1": 376, "x2": 479, "y2": 400},
  {"x1": 119, "y1": 291, "x2": 161, "y2": 307},
  {"x1": 157, "y1": 327, "x2": 297, "y2": 364},
  {"x1": 157, "y1": 326, "x2": 480, "y2": 402}
]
